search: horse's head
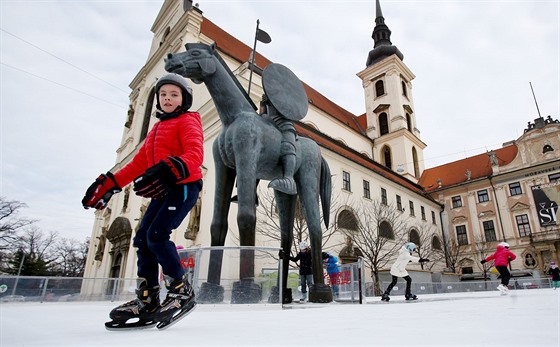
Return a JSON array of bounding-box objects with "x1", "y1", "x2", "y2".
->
[{"x1": 165, "y1": 43, "x2": 217, "y2": 84}]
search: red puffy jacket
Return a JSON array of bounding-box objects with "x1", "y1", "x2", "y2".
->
[
  {"x1": 484, "y1": 245, "x2": 516, "y2": 267},
  {"x1": 113, "y1": 111, "x2": 204, "y2": 187}
]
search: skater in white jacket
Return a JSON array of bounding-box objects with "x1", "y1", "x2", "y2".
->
[{"x1": 381, "y1": 242, "x2": 429, "y2": 301}]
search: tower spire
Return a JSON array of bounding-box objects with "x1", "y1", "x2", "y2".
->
[{"x1": 366, "y1": 0, "x2": 403, "y2": 66}]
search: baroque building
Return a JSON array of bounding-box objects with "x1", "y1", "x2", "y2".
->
[
  {"x1": 419, "y1": 115, "x2": 560, "y2": 277},
  {"x1": 83, "y1": 0, "x2": 558, "y2": 295}
]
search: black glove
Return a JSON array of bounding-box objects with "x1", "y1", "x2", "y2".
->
[
  {"x1": 278, "y1": 249, "x2": 285, "y2": 260},
  {"x1": 134, "y1": 156, "x2": 189, "y2": 199},
  {"x1": 480, "y1": 259, "x2": 487, "y2": 265},
  {"x1": 82, "y1": 172, "x2": 121, "y2": 210},
  {"x1": 419, "y1": 258, "x2": 430, "y2": 263}
]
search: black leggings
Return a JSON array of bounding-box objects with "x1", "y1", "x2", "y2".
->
[
  {"x1": 385, "y1": 275, "x2": 412, "y2": 295},
  {"x1": 496, "y1": 266, "x2": 511, "y2": 286}
]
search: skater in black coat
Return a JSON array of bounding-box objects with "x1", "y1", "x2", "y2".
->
[
  {"x1": 548, "y1": 261, "x2": 560, "y2": 289},
  {"x1": 289, "y1": 241, "x2": 314, "y2": 301}
]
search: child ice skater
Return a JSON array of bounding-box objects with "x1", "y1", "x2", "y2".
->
[
  {"x1": 548, "y1": 261, "x2": 560, "y2": 290},
  {"x1": 82, "y1": 73, "x2": 204, "y2": 329},
  {"x1": 289, "y1": 241, "x2": 314, "y2": 302},
  {"x1": 480, "y1": 242, "x2": 517, "y2": 294},
  {"x1": 382, "y1": 242, "x2": 429, "y2": 301},
  {"x1": 322, "y1": 252, "x2": 341, "y2": 298}
]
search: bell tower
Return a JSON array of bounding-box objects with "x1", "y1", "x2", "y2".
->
[{"x1": 357, "y1": 0, "x2": 426, "y2": 182}]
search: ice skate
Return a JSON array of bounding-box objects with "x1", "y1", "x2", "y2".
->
[
  {"x1": 105, "y1": 280, "x2": 160, "y2": 331},
  {"x1": 497, "y1": 284, "x2": 509, "y2": 295},
  {"x1": 155, "y1": 274, "x2": 196, "y2": 330},
  {"x1": 405, "y1": 293, "x2": 418, "y2": 301},
  {"x1": 381, "y1": 293, "x2": 390, "y2": 302}
]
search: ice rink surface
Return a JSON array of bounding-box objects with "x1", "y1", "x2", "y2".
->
[{"x1": 1, "y1": 289, "x2": 558, "y2": 347}]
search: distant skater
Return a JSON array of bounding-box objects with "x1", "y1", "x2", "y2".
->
[
  {"x1": 548, "y1": 261, "x2": 560, "y2": 290},
  {"x1": 381, "y1": 242, "x2": 429, "y2": 301},
  {"x1": 481, "y1": 242, "x2": 516, "y2": 295}
]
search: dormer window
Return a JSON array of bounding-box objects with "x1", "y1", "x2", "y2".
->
[{"x1": 543, "y1": 144, "x2": 554, "y2": 153}]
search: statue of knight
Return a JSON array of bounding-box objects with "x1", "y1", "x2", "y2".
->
[{"x1": 259, "y1": 63, "x2": 308, "y2": 195}]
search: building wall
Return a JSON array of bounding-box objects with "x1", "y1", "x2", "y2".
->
[{"x1": 429, "y1": 122, "x2": 560, "y2": 277}]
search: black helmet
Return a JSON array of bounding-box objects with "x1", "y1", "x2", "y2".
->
[{"x1": 155, "y1": 73, "x2": 193, "y2": 111}]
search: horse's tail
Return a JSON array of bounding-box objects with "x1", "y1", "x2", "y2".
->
[{"x1": 320, "y1": 156, "x2": 332, "y2": 228}]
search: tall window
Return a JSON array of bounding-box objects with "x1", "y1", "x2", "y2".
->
[
  {"x1": 509, "y1": 182, "x2": 522, "y2": 196},
  {"x1": 409, "y1": 201, "x2": 415, "y2": 217},
  {"x1": 412, "y1": 147, "x2": 419, "y2": 178},
  {"x1": 406, "y1": 113, "x2": 412, "y2": 132},
  {"x1": 140, "y1": 87, "x2": 155, "y2": 142},
  {"x1": 379, "y1": 113, "x2": 389, "y2": 135},
  {"x1": 477, "y1": 189, "x2": 489, "y2": 203},
  {"x1": 456, "y1": 225, "x2": 468, "y2": 245},
  {"x1": 431, "y1": 211, "x2": 437, "y2": 224},
  {"x1": 482, "y1": 220, "x2": 497, "y2": 242},
  {"x1": 396, "y1": 195, "x2": 402, "y2": 211},
  {"x1": 452, "y1": 196, "x2": 462, "y2": 208},
  {"x1": 421, "y1": 206, "x2": 426, "y2": 220},
  {"x1": 401, "y1": 80, "x2": 408, "y2": 98},
  {"x1": 375, "y1": 80, "x2": 385, "y2": 97},
  {"x1": 382, "y1": 146, "x2": 392, "y2": 169},
  {"x1": 342, "y1": 171, "x2": 351, "y2": 192},
  {"x1": 381, "y1": 188, "x2": 387, "y2": 205},
  {"x1": 409, "y1": 228, "x2": 420, "y2": 245},
  {"x1": 516, "y1": 214, "x2": 531, "y2": 237},
  {"x1": 363, "y1": 180, "x2": 370, "y2": 199}
]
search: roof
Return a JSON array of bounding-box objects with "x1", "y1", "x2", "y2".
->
[
  {"x1": 200, "y1": 17, "x2": 367, "y2": 136},
  {"x1": 418, "y1": 145, "x2": 518, "y2": 192},
  {"x1": 199, "y1": 16, "x2": 432, "y2": 201}
]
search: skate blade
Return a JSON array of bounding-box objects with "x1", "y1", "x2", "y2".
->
[
  {"x1": 105, "y1": 319, "x2": 157, "y2": 331},
  {"x1": 156, "y1": 302, "x2": 197, "y2": 330}
]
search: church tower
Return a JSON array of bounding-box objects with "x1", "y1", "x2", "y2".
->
[{"x1": 357, "y1": 0, "x2": 426, "y2": 182}]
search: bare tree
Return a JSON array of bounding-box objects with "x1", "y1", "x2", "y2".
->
[
  {"x1": 0, "y1": 197, "x2": 36, "y2": 251},
  {"x1": 51, "y1": 237, "x2": 90, "y2": 277},
  {"x1": 472, "y1": 235, "x2": 495, "y2": 279},
  {"x1": 410, "y1": 222, "x2": 445, "y2": 271},
  {"x1": 250, "y1": 187, "x2": 343, "y2": 265},
  {"x1": 7, "y1": 227, "x2": 58, "y2": 276},
  {"x1": 441, "y1": 232, "x2": 469, "y2": 273},
  {"x1": 338, "y1": 199, "x2": 408, "y2": 295}
]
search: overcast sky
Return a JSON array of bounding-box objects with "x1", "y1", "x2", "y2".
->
[{"x1": 1, "y1": 0, "x2": 558, "y2": 241}]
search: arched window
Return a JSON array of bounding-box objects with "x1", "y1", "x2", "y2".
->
[
  {"x1": 140, "y1": 87, "x2": 155, "y2": 142},
  {"x1": 409, "y1": 228, "x2": 420, "y2": 245},
  {"x1": 401, "y1": 81, "x2": 407, "y2": 98},
  {"x1": 337, "y1": 209, "x2": 359, "y2": 231},
  {"x1": 406, "y1": 113, "x2": 412, "y2": 132},
  {"x1": 379, "y1": 112, "x2": 389, "y2": 135},
  {"x1": 379, "y1": 220, "x2": 394, "y2": 239},
  {"x1": 375, "y1": 80, "x2": 385, "y2": 97},
  {"x1": 412, "y1": 147, "x2": 419, "y2": 178},
  {"x1": 382, "y1": 146, "x2": 392, "y2": 170},
  {"x1": 432, "y1": 236, "x2": 442, "y2": 250}
]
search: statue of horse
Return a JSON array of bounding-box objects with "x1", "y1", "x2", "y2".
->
[{"x1": 164, "y1": 43, "x2": 332, "y2": 303}]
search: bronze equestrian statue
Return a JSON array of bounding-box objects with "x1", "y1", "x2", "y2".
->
[{"x1": 164, "y1": 43, "x2": 332, "y2": 303}]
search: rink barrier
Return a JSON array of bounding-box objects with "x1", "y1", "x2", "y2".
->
[{"x1": 0, "y1": 247, "x2": 366, "y2": 305}]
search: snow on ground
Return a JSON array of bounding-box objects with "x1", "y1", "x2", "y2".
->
[{"x1": 0, "y1": 289, "x2": 558, "y2": 347}]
